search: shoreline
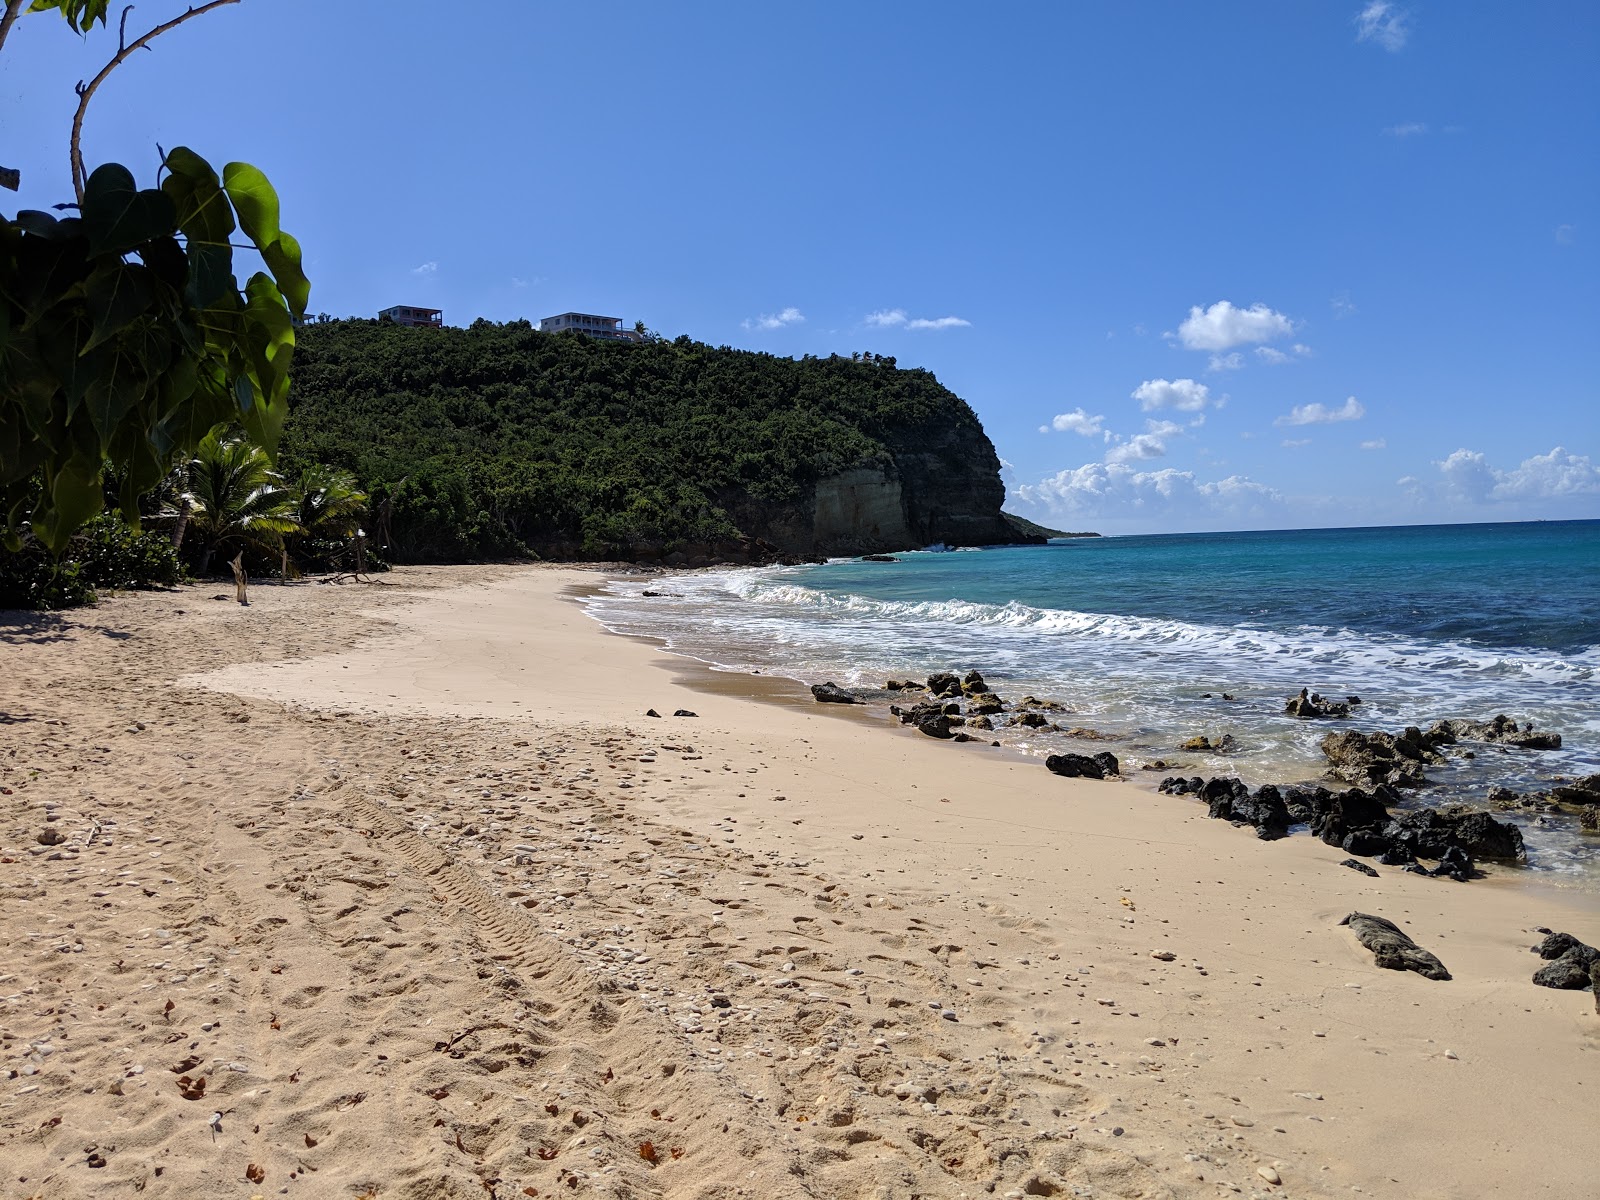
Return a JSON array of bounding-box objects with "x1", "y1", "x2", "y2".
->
[
  {"x1": 577, "y1": 570, "x2": 1600, "y2": 893},
  {"x1": 4, "y1": 563, "x2": 1597, "y2": 1199}
]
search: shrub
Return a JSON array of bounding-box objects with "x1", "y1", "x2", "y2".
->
[{"x1": 0, "y1": 514, "x2": 182, "y2": 610}]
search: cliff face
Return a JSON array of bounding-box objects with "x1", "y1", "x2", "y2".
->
[{"x1": 725, "y1": 402, "x2": 1022, "y2": 557}]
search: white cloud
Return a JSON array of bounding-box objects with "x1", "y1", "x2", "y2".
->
[
  {"x1": 1361, "y1": 438, "x2": 1387, "y2": 450},
  {"x1": 1045, "y1": 408, "x2": 1105, "y2": 437},
  {"x1": 864, "y1": 309, "x2": 969, "y2": 331},
  {"x1": 411, "y1": 261, "x2": 438, "y2": 276},
  {"x1": 1383, "y1": 122, "x2": 1428, "y2": 137},
  {"x1": 1016, "y1": 462, "x2": 1283, "y2": 519},
  {"x1": 1175, "y1": 301, "x2": 1294, "y2": 351},
  {"x1": 1331, "y1": 293, "x2": 1357, "y2": 319},
  {"x1": 1437, "y1": 446, "x2": 1600, "y2": 503},
  {"x1": 1257, "y1": 344, "x2": 1314, "y2": 365},
  {"x1": 1133, "y1": 377, "x2": 1211, "y2": 412},
  {"x1": 1208, "y1": 352, "x2": 1244, "y2": 372},
  {"x1": 1556, "y1": 223, "x2": 1576, "y2": 246},
  {"x1": 1356, "y1": 1, "x2": 1410, "y2": 52},
  {"x1": 1106, "y1": 433, "x2": 1168, "y2": 465},
  {"x1": 1144, "y1": 419, "x2": 1184, "y2": 438},
  {"x1": 1281, "y1": 438, "x2": 1311, "y2": 448},
  {"x1": 1276, "y1": 396, "x2": 1366, "y2": 426},
  {"x1": 744, "y1": 306, "x2": 805, "y2": 331}
]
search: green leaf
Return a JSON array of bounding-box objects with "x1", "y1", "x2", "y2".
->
[
  {"x1": 162, "y1": 147, "x2": 236, "y2": 246},
  {"x1": 185, "y1": 241, "x2": 236, "y2": 310},
  {"x1": 35, "y1": 452, "x2": 105, "y2": 555},
  {"x1": 82, "y1": 343, "x2": 146, "y2": 446},
  {"x1": 262, "y1": 231, "x2": 310, "y2": 318},
  {"x1": 136, "y1": 234, "x2": 189, "y2": 292},
  {"x1": 222, "y1": 162, "x2": 281, "y2": 251},
  {"x1": 81, "y1": 262, "x2": 154, "y2": 353},
  {"x1": 82, "y1": 164, "x2": 177, "y2": 257},
  {"x1": 27, "y1": 1, "x2": 111, "y2": 34}
]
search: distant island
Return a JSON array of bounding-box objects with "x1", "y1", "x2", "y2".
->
[{"x1": 284, "y1": 319, "x2": 1081, "y2": 566}]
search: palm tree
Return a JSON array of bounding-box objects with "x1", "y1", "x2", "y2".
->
[
  {"x1": 285, "y1": 464, "x2": 367, "y2": 574},
  {"x1": 184, "y1": 429, "x2": 301, "y2": 576},
  {"x1": 289, "y1": 464, "x2": 366, "y2": 542}
]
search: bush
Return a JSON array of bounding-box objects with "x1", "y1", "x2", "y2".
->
[{"x1": 0, "y1": 514, "x2": 183, "y2": 610}]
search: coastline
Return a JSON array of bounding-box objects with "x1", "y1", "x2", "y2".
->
[{"x1": 3, "y1": 563, "x2": 1595, "y2": 1199}]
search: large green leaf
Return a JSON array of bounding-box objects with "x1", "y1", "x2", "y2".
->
[
  {"x1": 222, "y1": 162, "x2": 280, "y2": 250},
  {"x1": 81, "y1": 262, "x2": 154, "y2": 353},
  {"x1": 185, "y1": 240, "x2": 236, "y2": 310},
  {"x1": 82, "y1": 164, "x2": 177, "y2": 258},
  {"x1": 35, "y1": 452, "x2": 105, "y2": 554},
  {"x1": 82, "y1": 342, "x2": 146, "y2": 446},
  {"x1": 162, "y1": 147, "x2": 236, "y2": 246},
  {"x1": 262, "y1": 230, "x2": 310, "y2": 318}
]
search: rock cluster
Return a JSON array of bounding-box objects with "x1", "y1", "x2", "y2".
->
[
  {"x1": 1158, "y1": 774, "x2": 1525, "y2": 874},
  {"x1": 1531, "y1": 931, "x2": 1600, "y2": 993},
  {"x1": 1340, "y1": 912, "x2": 1452, "y2": 980},
  {"x1": 1285, "y1": 688, "x2": 1358, "y2": 719},
  {"x1": 1321, "y1": 716, "x2": 1563, "y2": 789}
]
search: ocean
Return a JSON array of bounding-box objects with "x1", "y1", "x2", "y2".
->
[{"x1": 585, "y1": 520, "x2": 1600, "y2": 883}]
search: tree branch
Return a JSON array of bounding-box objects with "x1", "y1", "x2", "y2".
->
[
  {"x1": 70, "y1": 0, "x2": 242, "y2": 203},
  {"x1": 0, "y1": 0, "x2": 28, "y2": 61}
]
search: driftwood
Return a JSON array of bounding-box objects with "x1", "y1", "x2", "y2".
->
[
  {"x1": 1340, "y1": 911, "x2": 1451, "y2": 980},
  {"x1": 229, "y1": 552, "x2": 248, "y2": 606}
]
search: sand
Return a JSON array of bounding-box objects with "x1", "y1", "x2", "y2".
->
[{"x1": 1, "y1": 564, "x2": 1594, "y2": 1200}]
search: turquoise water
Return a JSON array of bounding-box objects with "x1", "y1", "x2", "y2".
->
[{"x1": 587, "y1": 520, "x2": 1600, "y2": 880}]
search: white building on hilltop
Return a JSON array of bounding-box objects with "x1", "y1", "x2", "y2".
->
[{"x1": 538, "y1": 312, "x2": 642, "y2": 342}]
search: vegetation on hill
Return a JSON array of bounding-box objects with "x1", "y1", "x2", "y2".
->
[
  {"x1": 280, "y1": 319, "x2": 1018, "y2": 562},
  {"x1": 1000, "y1": 512, "x2": 1100, "y2": 541}
]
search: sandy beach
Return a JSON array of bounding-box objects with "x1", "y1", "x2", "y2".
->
[{"x1": 2, "y1": 564, "x2": 1595, "y2": 1200}]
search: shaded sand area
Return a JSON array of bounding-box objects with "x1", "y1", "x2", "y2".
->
[{"x1": 2, "y1": 565, "x2": 1595, "y2": 1200}]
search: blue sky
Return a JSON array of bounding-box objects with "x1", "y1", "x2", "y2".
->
[{"x1": 5, "y1": 1, "x2": 1596, "y2": 533}]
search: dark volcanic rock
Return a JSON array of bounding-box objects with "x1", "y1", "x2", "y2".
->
[
  {"x1": 1401, "y1": 845, "x2": 1474, "y2": 882},
  {"x1": 1046, "y1": 753, "x2": 1103, "y2": 780},
  {"x1": 1310, "y1": 786, "x2": 1395, "y2": 849},
  {"x1": 1008, "y1": 711, "x2": 1051, "y2": 729},
  {"x1": 859, "y1": 554, "x2": 898, "y2": 562},
  {"x1": 1535, "y1": 931, "x2": 1599, "y2": 963},
  {"x1": 1341, "y1": 858, "x2": 1380, "y2": 877},
  {"x1": 926, "y1": 672, "x2": 963, "y2": 699},
  {"x1": 810, "y1": 682, "x2": 859, "y2": 705},
  {"x1": 1384, "y1": 808, "x2": 1525, "y2": 863},
  {"x1": 1045, "y1": 752, "x2": 1119, "y2": 780},
  {"x1": 961, "y1": 670, "x2": 988, "y2": 695},
  {"x1": 673, "y1": 709, "x2": 698, "y2": 717},
  {"x1": 1285, "y1": 688, "x2": 1352, "y2": 719},
  {"x1": 1340, "y1": 912, "x2": 1452, "y2": 980},
  {"x1": 966, "y1": 692, "x2": 1005, "y2": 715},
  {"x1": 1532, "y1": 935, "x2": 1599, "y2": 989},
  {"x1": 916, "y1": 712, "x2": 956, "y2": 739},
  {"x1": 1428, "y1": 714, "x2": 1561, "y2": 751},
  {"x1": 1231, "y1": 784, "x2": 1292, "y2": 840}
]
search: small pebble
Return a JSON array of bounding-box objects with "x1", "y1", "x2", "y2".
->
[{"x1": 1258, "y1": 1165, "x2": 1282, "y2": 1185}]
